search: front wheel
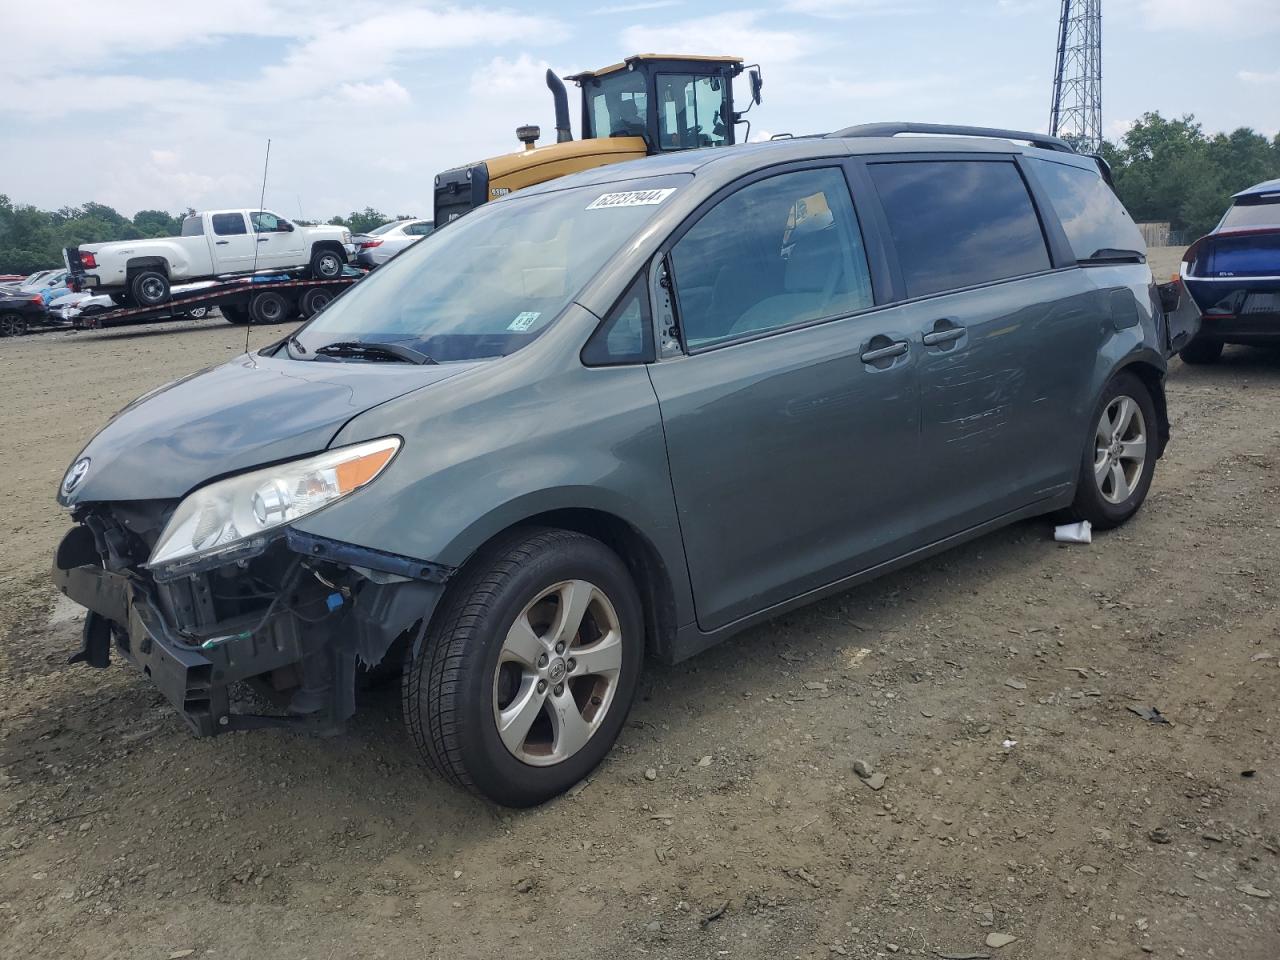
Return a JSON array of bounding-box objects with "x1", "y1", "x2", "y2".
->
[
  {"x1": 309, "y1": 247, "x2": 344, "y2": 280},
  {"x1": 0, "y1": 311, "x2": 27, "y2": 337},
  {"x1": 1066, "y1": 371, "x2": 1157, "y2": 530},
  {"x1": 403, "y1": 528, "x2": 644, "y2": 807}
]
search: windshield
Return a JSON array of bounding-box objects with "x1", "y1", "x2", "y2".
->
[
  {"x1": 1219, "y1": 197, "x2": 1280, "y2": 230},
  {"x1": 587, "y1": 70, "x2": 648, "y2": 139},
  {"x1": 294, "y1": 175, "x2": 689, "y2": 362},
  {"x1": 368, "y1": 220, "x2": 405, "y2": 236}
]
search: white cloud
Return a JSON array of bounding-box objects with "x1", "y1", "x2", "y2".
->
[
  {"x1": 594, "y1": 1, "x2": 682, "y2": 12},
  {"x1": 1132, "y1": 0, "x2": 1280, "y2": 33},
  {"x1": 1238, "y1": 69, "x2": 1280, "y2": 85},
  {"x1": 338, "y1": 79, "x2": 412, "y2": 106},
  {"x1": 783, "y1": 0, "x2": 917, "y2": 17},
  {"x1": 621, "y1": 12, "x2": 816, "y2": 63}
]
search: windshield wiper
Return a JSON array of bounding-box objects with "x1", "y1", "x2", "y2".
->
[
  {"x1": 312, "y1": 340, "x2": 437, "y2": 365},
  {"x1": 1080, "y1": 248, "x2": 1147, "y2": 265}
]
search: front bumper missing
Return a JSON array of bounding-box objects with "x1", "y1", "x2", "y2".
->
[{"x1": 52, "y1": 526, "x2": 449, "y2": 738}]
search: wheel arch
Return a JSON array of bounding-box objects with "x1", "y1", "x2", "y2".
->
[
  {"x1": 309, "y1": 239, "x2": 347, "y2": 259},
  {"x1": 125, "y1": 256, "x2": 170, "y2": 276},
  {"x1": 442, "y1": 504, "x2": 681, "y2": 663},
  {"x1": 1112, "y1": 355, "x2": 1169, "y2": 460}
]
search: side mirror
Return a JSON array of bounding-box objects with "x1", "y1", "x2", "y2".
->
[
  {"x1": 749, "y1": 68, "x2": 763, "y2": 105},
  {"x1": 1157, "y1": 280, "x2": 1181, "y2": 314},
  {"x1": 281, "y1": 221, "x2": 294, "y2": 232}
]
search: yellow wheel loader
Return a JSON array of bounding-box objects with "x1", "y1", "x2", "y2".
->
[{"x1": 433, "y1": 54, "x2": 762, "y2": 224}]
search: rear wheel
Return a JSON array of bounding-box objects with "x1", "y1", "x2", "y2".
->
[
  {"x1": 0, "y1": 311, "x2": 27, "y2": 337},
  {"x1": 1065, "y1": 371, "x2": 1157, "y2": 530},
  {"x1": 249, "y1": 291, "x2": 289, "y2": 324},
  {"x1": 1179, "y1": 337, "x2": 1223, "y2": 365},
  {"x1": 221, "y1": 303, "x2": 250, "y2": 325},
  {"x1": 186, "y1": 306, "x2": 210, "y2": 320},
  {"x1": 129, "y1": 269, "x2": 170, "y2": 307},
  {"x1": 309, "y1": 247, "x2": 344, "y2": 280},
  {"x1": 298, "y1": 286, "x2": 334, "y2": 318},
  {"x1": 403, "y1": 528, "x2": 643, "y2": 807},
  {"x1": 109, "y1": 292, "x2": 130, "y2": 307}
]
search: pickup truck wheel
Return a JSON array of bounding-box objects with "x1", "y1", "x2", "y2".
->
[
  {"x1": 129, "y1": 270, "x2": 170, "y2": 307},
  {"x1": 298, "y1": 287, "x2": 334, "y2": 318},
  {"x1": 1064, "y1": 371, "x2": 1157, "y2": 531},
  {"x1": 309, "y1": 248, "x2": 344, "y2": 280},
  {"x1": 0, "y1": 312, "x2": 27, "y2": 337},
  {"x1": 403, "y1": 528, "x2": 643, "y2": 807},
  {"x1": 249, "y1": 291, "x2": 288, "y2": 324},
  {"x1": 221, "y1": 303, "x2": 250, "y2": 325}
]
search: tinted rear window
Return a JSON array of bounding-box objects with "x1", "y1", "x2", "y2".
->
[
  {"x1": 211, "y1": 213, "x2": 247, "y2": 236},
  {"x1": 1219, "y1": 197, "x2": 1280, "y2": 230},
  {"x1": 1029, "y1": 157, "x2": 1144, "y2": 261},
  {"x1": 869, "y1": 160, "x2": 1050, "y2": 298}
]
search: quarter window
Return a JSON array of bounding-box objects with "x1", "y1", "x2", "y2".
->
[
  {"x1": 1028, "y1": 157, "x2": 1145, "y2": 261},
  {"x1": 211, "y1": 213, "x2": 247, "y2": 236},
  {"x1": 670, "y1": 168, "x2": 874, "y2": 349},
  {"x1": 869, "y1": 160, "x2": 1051, "y2": 298}
]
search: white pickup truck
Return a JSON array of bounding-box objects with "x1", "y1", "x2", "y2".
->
[{"x1": 64, "y1": 209, "x2": 355, "y2": 306}]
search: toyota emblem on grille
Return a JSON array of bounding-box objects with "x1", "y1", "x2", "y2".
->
[{"x1": 62, "y1": 457, "x2": 91, "y2": 495}]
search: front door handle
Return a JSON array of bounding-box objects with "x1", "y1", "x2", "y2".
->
[
  {"x1": 923, "y1": 319, "x2": 966, "y2": 347},
  {"x1": 257, "y1": 237, "x2": 269, "y2": 243},
  {"x1": 860, "y1": 340, "x2": 909, "y2": 363},
  {"x1": 215, "y1": 240, "x2": 229, "y2": 245}
]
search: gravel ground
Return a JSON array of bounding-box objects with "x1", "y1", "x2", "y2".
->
[{"x1": 1, "y1": 257, "x2": 1276, "y2": 959}]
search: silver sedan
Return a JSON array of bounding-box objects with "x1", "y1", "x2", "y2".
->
[{"x1": 351, "y1": 219, "x2": 434, "y2": 267}]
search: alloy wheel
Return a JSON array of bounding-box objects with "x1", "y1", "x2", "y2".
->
[
  {"x1": 1094, "y1": 395, "x2": 1147, "y2": 504},
  {"x1": 492, "y1": 579, "x2": 623, "y2": 767}
]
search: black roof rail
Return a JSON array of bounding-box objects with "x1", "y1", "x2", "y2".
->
[{"x1": 828, "y1": 122, "x2": 1076, "y2": 154}]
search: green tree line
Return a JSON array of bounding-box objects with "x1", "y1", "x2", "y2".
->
[{"x1": 2, "y1": 111, "x2": 1277, "y2": 274}]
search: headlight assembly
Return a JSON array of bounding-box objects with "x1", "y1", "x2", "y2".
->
[{"x1": 147, "y1": 437, "x2": 400, "y2": 577}]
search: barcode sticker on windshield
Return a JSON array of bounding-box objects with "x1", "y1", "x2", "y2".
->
[
  {"x1": 508, "y1": 311, "x2": 541, "y2": 331},
  {"x1": 586, "y1": 188, "x2": 677, "y2": 210}
]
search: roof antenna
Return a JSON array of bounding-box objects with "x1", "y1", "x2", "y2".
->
[{"x1": 246, "y1": 138, "x2": 271, "y2": 356}]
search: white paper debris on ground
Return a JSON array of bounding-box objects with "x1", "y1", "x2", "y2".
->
[
  {"x1": 1054, "y1": 520, "x2": 1092, "y2": 544},
  {"x1": 1003, "y1": 739, "x2": 1018, "y2": 749}
]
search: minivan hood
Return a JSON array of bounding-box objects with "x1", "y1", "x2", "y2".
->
[{"x1": 61, "y1": 352, "x2": 475, "y2": 504}]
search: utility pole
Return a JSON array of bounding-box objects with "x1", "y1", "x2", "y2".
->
[{"x1": 1049, "y1": 0, "x2": 1102, "y2": 152}]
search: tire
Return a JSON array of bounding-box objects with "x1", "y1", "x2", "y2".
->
[
  {"x1": 1065, "y1": 371, "x2": 1158, "y2": 530},
  {"x1": 1179, "y1": 337, "x2": 1223, "y2": 365},
  {"x1": 249, "y1": 291, "x2": 288, "y2": 324},
  {"x1": 298, "y1": 286, "x2": 334, "y2": 318},
  {"x1": 129, "y1": 269, "x2": 170, "y2": 307},
  {"x1": 0, "y1": 311, "x2": 27, "y2": 337},
  {"x1": 403, "y1": 528, "x2": 644, "y2": 807},
  {"x1": 109, "y1": 292, "x2": 131, "y2": 307},
  {"x1": 186, "y1": 306, "x2": 210, "y2": 320},
  {"x1": 309, "y1": 247, "x2": 344, "y2": 280},
  {"x1": 221, "y1": 303, "x2": 250, "y2": 325}
]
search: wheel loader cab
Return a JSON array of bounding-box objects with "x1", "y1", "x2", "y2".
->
[
  {"x1": 433, "y1": 55, "x2": 759, "y2": 226},
  {"x1": 570, "y1": 55, "x2": 747, "y2": 151}
]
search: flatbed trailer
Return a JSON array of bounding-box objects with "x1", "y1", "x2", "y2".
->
[{"x1": 74, "y1": 272, "x2": 364, "y2": 330}]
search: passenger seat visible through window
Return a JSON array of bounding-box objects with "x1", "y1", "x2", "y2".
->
[{"x1": 670, "y1": 167, "x2": 873, "y2": 349}]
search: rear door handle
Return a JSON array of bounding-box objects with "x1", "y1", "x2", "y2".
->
[
  {"x1": 923, "y1": 326, "x2": 965, "y2": 346},
  {"x1": 215, "y1": 240, "x2": 229, "y2": 245},
  {"x1": 860, "y1": 340, "x2": 909, "y2": 363},
  {"x1": 257, "y1": 238, "x2": 269, "y2": 243}
]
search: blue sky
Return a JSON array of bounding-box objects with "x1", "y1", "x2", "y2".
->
[{"x1": 1, "y1": 0, "x2": 1276, "y2": 219}]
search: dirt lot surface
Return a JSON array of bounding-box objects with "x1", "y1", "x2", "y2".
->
[{"x1": 2, "y1": 264, "x2": 1277, "y2": 960}]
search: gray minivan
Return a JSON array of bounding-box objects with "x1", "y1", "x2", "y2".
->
[{"x1": 53, "y1": 124, "x2": 1194, "y2": 806}]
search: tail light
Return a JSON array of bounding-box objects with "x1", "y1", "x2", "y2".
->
[
  {"x1": 30, "y1": 295, "x2": 42, "y2": 304},
  {"x1": 359, "y1": 239, "x2": 383, "y2": 249},
  {"x1": 80, "y1": 251, "x2": 98, "y2": 269}
]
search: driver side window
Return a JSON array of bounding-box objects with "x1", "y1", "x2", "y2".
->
[
  {"x1": 251, "y1": 211, "x2": 287, "y2": 233},
  {"x1": 669, "y1": 167, "x2": 873, "y2": 350}
]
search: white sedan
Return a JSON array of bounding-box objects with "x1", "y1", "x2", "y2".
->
[{"x1": 352, "y1": 219, "x2": 434, "y2": 267}]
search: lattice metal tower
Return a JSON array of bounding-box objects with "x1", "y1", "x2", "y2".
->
[{"x1": 1049, "y1": 0, "x2": 1102, "y2": 152}]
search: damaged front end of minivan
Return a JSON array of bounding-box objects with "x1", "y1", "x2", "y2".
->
[{"x1": 53, "y1": 439, "x2": 451, "y2": 737}]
